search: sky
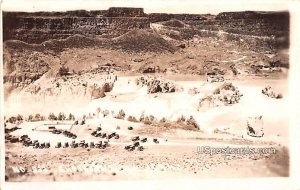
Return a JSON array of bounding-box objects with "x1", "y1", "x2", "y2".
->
[{"x1": 0, "y1": 0, "x2": 290, "y2": 14}]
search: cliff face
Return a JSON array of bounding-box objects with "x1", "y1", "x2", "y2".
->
[
  {"x1": 107, "y1": 7, "x2": 146, "y2": 17},
  {"x1": 197, "y1": 11, "x2": 289, "y2": 37},
  {"x1": 3, "y1": 9, "x2": 289, "y2": 44},
  {"x1": 3, "y1": 8, "x2": 150, "y2": 43}
]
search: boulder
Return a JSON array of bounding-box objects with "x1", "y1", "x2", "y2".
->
[
  {"x1": 262, "y1": 86, "x2": 283, "y2": 99},
  {"x1": 199, "y1": 82, "x2": 243, "y2": 109},
  {"x1": 246, "y1": 116, "x2": 264, "y2": 137},
  {"x1": 135, "y1": 76, "x2": 177, "y2": 94}
]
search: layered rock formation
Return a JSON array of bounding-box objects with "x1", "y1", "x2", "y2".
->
[
  {"x1": 3, "y1": 8, "x2": 150, "y2": 43},
  {"x1": 3, "y1": 9, "x2": 289, "y2": 45}
]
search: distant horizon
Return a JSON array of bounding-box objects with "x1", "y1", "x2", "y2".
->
[
  {"x1": 2, "y1": 7, "x2": 289, "y2": 15},
  {"x1": 1, "y1": 0, "x2": 289, "y2": 14}
]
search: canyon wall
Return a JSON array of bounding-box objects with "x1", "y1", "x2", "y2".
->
[
  {"x1": 3, "y1": 8, "x2": 150, "y2": 43},
  {"x1": 3, "y1": 9, "x2": 289, "y2": 44}
]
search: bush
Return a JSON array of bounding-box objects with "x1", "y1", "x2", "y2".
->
[
  {"x1": 115, "y1": 109, "x2": 126, "y2": 119},
  {"x1": 8, "y1": 116, "x2": 16, "y2": 123},
  {"x1": 127, "y1": 115, "x2": 138, "y2": 122},
  {"x1": 160, "y1": 117, "x2": 166, "y2": 123},
  {"x1": 149, "y1": 115, "x2": 155, "y2": 122},
  {"x1": 102, "y1": 110, "x2": 109, "y2": 117},
  {"x1": 186, "y1": 116, "x2": 199, "y2": 129},
  {"x1": 143, "y1": 116, "x2": 152, "y2": 125},
  {"x1": 48, "y1": 113, "x2": 57, "y2": 120},
  {"x1": 58, "y1": 65, "x2": 69, "y2": 76},
  {"x1": 28, "y1": 115, "x2": 33, "y2": 121},
  {"x1": 34, "y1": 114, "x2": 43, "y2": 121},
  {"x1": 68, "y1": 113, "x2": 75, "y2": 120},
  {"x1": 96, "y1": 107, "x2": 101, "y2": 118},
  {"x1": 139, "y1": 112, "x2": 145, "y2": 122},
  {"x1": 16, "y1": 114, "x2": 23, "y2": 121},
  {"x1": 176, "y1": 115, "x2": 186, "y2": 123},
  {"x1": 58, "y1": 112, "x2": 66, "y2": 120},
  {"x1": 276, "y1": 93, "x2": 283, "y2": 99}
]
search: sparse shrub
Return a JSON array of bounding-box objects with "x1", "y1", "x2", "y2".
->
[
  {"x1": 276, "y1": 93, "x2": 283, "y2": 99},
  {"x1": 16, "y1": 114, "x2": 23, "y2": 121},
  {"x1": 96, "y1": 107, "x2": 101, "y2": 118},
  {"x1": 160, "y1": 117, "x2": 166, "y2": 123},
  {"x1": 186, "y1": 116, "x2": 199, "y2": 129},
  {"x1": 34, "y1": 114, "x2": 42, "y2": 121},
  {"x1": 58, "y1": 112, "x2": 66, "y2": 121},
  {"x1": 115, "y1": 109, "x2": 126, "y2": 119},
  {"x1": 149, "y1": 115, "x2": 155, "y2": 122},
  {"x1": 139, "y1": 112, "x2": 145, "y2": 122},
  {"x1": 40, "y1": 116, "x2": 46, "y2": 121},
  {"x1": 68, "y1": 113, "x2": 75, "y2": 120},
  {"x1": 103, "y1": 110, "x2": 109, "y2": 117},
  {"x1": 143, "y1": 116, "x2": 152, "y2": 125},
  {"x1": 176, "y1": 115, "x2": 186, "y2": 123},
  {"x1": 48, "y1": 113, "x2": 57, "y2": 121},
  {"x1": 28, "y1": 115, "x2": 33, "y2": 121},
  {"x1": 58, "y1": 65, "x2": 69, "y2": 76},
  {"x1": 8, "y1": 116, "x2": 16, "y2": 123},
  {"x1": 127, "y1": 115, "x2": 138, "y2": 122}
]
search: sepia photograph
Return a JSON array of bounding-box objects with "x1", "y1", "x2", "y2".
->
[{"x1": 1, "y1": 0, "x2": 299, "y2": 189}]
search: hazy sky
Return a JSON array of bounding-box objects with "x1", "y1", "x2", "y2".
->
[{"x1": 1, "y1": 0, "x2": 289, "y2": 14}]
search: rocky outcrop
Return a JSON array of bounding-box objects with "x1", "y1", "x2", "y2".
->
[
  {"x1": 107, "y1": 7, "x2": 146, "y2": 17},
  {"x1": 135, "y1": 76, "x2": 177, "y2": 94},
  {"x1": 199, "y1": 82, "x2": 243, "y2": 109},
  {"x1": 91, "y1": 82, "x2": 114, "y2": 99},
  {"x1": 262, "y1": 86, "x2": 283, "y2": 99},
  {"x1": 246, "y1": 116, "x2": 264, "y2": 137}
]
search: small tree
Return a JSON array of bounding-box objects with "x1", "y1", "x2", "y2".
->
[
  {"x1": 40, "y1": 116, "x2": 45, "y2": 121},
  {"x1": 139, "y1": 112, "x2": 145, "y2": 122},
  {"x1": 58, "y1": 65, "x2": 69, "y2": 76},
  {"x1": 127, "y1": 115, "x2": 138, "y2": 122},
  {"x1": 102, "y1": 110, "x2": 109, "y2": 117},
  {"x1": 160, "y1": 117, "x2": 166, "y2": 123},
  {"x1": 149, "y1": 115, "x2": 155, "y2": 122},
  {"x1": 8, "y1": 116, "x2": 16, "y2": 123},
  {"x1": 68, "y1": 113, "x2": 75, "y2": 120},
  {"x1": 115, "y1": 109, "x2": 125, "y2": 119},
  {"x1": 96, "y1": 107, "x2": 101, "y2": 118},
  {"x1": 58, "y1": 112, "x2": 66, "y2": 121},
  {"x1": 34, "y1": 114, "x2": 42, "y2": 121},
  {"x1": 28, "y1": 115, "x2": 33, "y2": 121},
  {"x1": 16, "y1": 114, "x2": 23, "y2": 121},
  {"x1": 48, "y1": 113, "x2": 57, "y2": 121}
]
